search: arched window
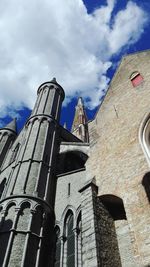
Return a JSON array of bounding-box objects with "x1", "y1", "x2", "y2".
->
[
  {"x1": 54, "y1": 226, "x2": 61, "y2": 267},
  {"x1": 64, "y1": 211, "x2": 75, "y2": 267},
  {"x1": 0, "y1": 178, "x2": 6, "y2": 199},
  {"x1": 142, "y1": 173, "x2": 150, "y2": 202},
  {"x1": 130, "y1": 71, "x2": 143, "y2": 87}
]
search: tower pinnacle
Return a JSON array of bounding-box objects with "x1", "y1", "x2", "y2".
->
[
  {"x1": 50, "y1": 77, "x2": 57, "y2": 83},
  {"x1": 3, "y1": 118, "x2": 17, "y2": 133},
  {"x1": 71, "y1": 97, "x2": 89, "y2": 142}
]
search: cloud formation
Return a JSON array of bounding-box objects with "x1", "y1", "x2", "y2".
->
[{"x1": 0, "y1": 0, "x2": 148, "y2": 116}]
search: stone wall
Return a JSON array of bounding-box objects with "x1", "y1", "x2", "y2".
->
[
  {"x1": 95, "y1": 199, "x2": 121, "y2": 267},
  {"x1": 115, "y1": 220, "x2": 138, "y2": 267},
  {"x1": 88, "y1": 51, "x2": 150, "y2": 266}
]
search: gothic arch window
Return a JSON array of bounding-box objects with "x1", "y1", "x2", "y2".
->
[
  {"x1": 0, "y1": 178, "x2": 6, "y2": 199},
  {"x1": 130, "y1": 71, "x2": 143, "y2": 87},
  {"x1": 142, "y1": 173, "x2": 150, "y2": 202},
  {"x1": 64, "y1": 210, "x2": 75, "y2": 267}
]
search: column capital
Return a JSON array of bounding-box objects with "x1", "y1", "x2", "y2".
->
[{"x1": 60, "y1": 235, "x2": 66, "y2": 242}]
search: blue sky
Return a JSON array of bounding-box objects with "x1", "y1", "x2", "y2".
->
[{"x1": 0, "y1": 0, "x2": 150, "y2": 131}]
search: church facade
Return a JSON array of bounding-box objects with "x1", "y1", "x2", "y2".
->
[{"x1": 0, "y1": 50, "x2": 150, "y2": 266}]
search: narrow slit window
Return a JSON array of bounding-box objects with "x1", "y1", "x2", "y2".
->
[{"x1": 68, "y1": 183, "x2": 70, "y2": 196}]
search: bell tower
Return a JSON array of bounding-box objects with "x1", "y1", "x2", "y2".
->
[
  {"x1": 0, "y1": 78, "x2": 65, "y2": 267},
  {"x1": 71, "y1": 97, "x2": 89, "y2": 142}
]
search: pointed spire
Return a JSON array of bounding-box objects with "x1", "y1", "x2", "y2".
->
[
  {"x1": 3, "y1": 118, "x2": 17, "y2": 133},
  {"x1": 71, "y1": 97, "x2": 89, "y2": 142},
  {"x1": 71, "y1": 97, "x2": 87, "y2": 132},
  {"x1": 77, "y1": 97, "x2": 84, "y2": 106}
]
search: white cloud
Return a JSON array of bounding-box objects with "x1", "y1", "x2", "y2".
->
[{"x1": 0, "y1": 0, "x2": 148, "y2": 115}]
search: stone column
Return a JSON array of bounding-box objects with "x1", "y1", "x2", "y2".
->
[
  {"x1": 60, "y1": 235, "x2": 65, "y2": 267},
  {"x1": 73, "y1": 228, "x2": 78, "y2": 267}
]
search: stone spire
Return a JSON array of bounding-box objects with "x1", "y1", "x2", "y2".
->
[
  {"x1": 3, "y1": 118, "x2": 17, "y2": 133},
  {"x1": 71, "y1": 97, "x2": 89, "y2": 142}
]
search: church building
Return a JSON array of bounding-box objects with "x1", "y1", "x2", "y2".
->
[{"x1": 0, "y1": 50, "x2": 150, "y2": 267}]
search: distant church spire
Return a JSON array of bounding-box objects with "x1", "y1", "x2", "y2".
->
[{"x1": 71, "y1": 97, "x2": 89, "y2": 142}]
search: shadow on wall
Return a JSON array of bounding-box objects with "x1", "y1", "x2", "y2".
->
[
  {"x1": 98, "y1": 194, "x2": 127, "y2": 220},
  {"x1": 142, "y1": 172, "x2": 150, "y2": 202},
  {"x1": 56, "y1": 151, "x2": 88, "y2": 175}
]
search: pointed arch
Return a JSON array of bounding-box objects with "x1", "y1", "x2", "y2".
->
[{"x1": 61, "y1": 205, "x2": 76, "y2": 225}]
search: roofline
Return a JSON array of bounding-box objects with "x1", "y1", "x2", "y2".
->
[
  {"x1": 89, "y1": 49, "x2": 150, "y2": 122},
  {"x1": 122, "y1": 48, "x2": 150, "y2": 58}
]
